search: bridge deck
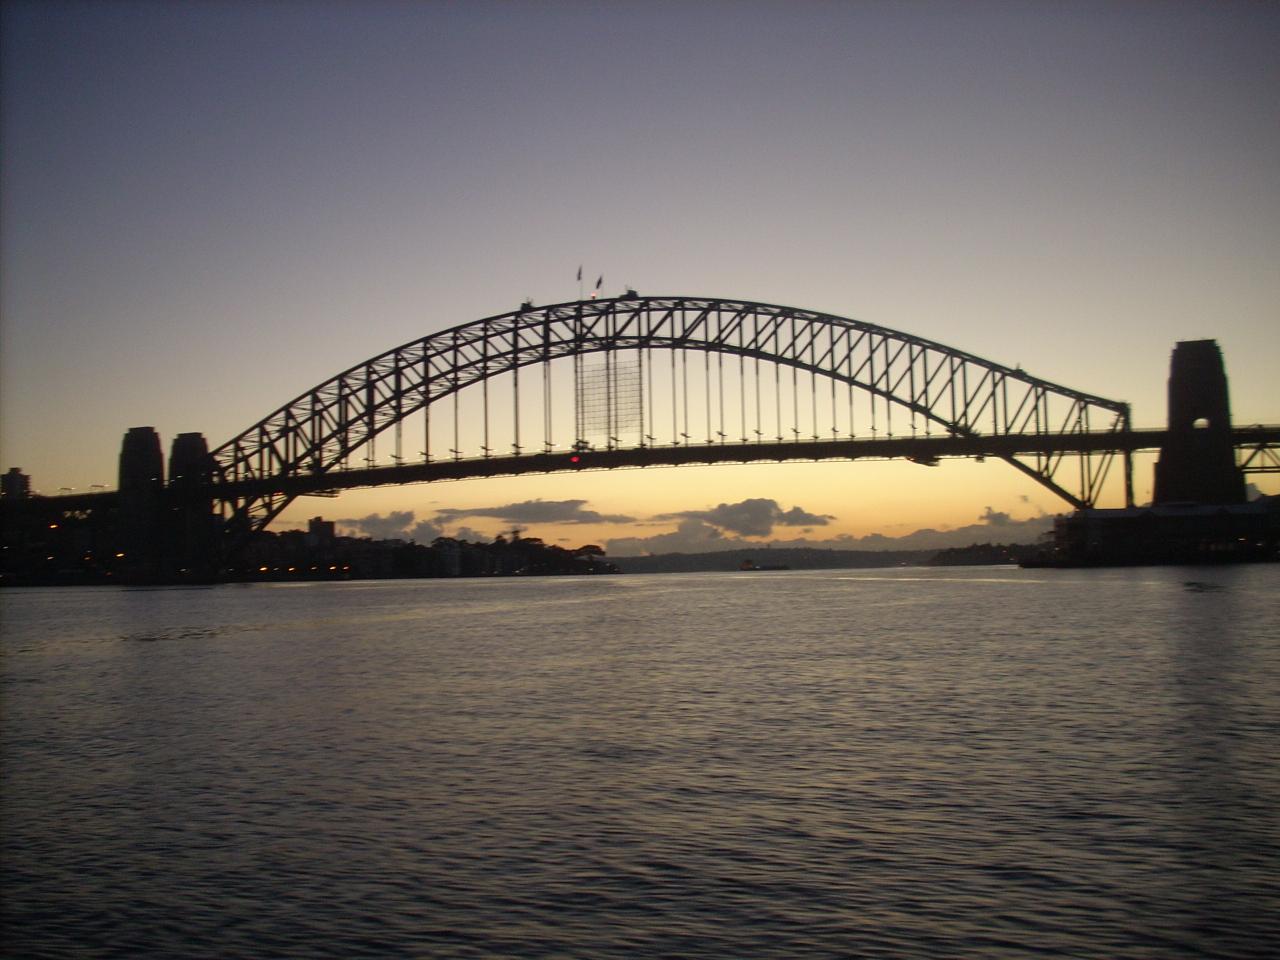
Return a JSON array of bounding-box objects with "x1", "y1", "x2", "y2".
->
[{"x1": 10, "y1": 425, "x2": 1278, "y2": 507}]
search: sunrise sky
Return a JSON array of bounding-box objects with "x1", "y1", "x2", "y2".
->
[{"x1": 2, "y1": 1, "x2": 1277, "y2": 554}]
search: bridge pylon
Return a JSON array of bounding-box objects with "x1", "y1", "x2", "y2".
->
[{"x1": 1152, "y1": 339, "x2": 1246, "y2": 505}]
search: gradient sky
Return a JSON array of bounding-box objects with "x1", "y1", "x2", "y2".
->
[{"x1": 3, "y1": 0, "x2": 1277, "y2": 553}]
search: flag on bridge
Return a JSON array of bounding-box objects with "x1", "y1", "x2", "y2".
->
[
  {"x1": 577, "y1": 265, "x2": 582, "y2": 282},
  {"x1": 595, "y1": 275, "x2": 603, "y2": 290}
]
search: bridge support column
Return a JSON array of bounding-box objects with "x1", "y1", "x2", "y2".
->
[
  {"x1": 1124, "y1": 449, "x2": 1134, "y2": 509},
  {"x1": 1152, "y1": 340, "x2": 1246, "y2": 505}
]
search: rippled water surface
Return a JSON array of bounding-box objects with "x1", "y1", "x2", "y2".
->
[{"x1": 3, "y1": 565, "x2": 1279, "y2": 958}]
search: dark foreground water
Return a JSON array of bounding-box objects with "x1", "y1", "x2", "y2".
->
[{"x1": 3, "y1": 565, "x2": 1279, "y2": 959}]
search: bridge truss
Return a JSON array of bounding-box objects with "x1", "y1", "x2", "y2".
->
[{"x1": 210, "y1": 296, "x2": 1133, "y2": 539}]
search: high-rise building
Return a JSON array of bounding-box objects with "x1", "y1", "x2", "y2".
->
[{"x1": 2, "y1": 468, "x2": 31, "y2": 499}]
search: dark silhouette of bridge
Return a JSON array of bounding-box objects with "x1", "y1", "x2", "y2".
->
[{"x1": 4, "y1": 295, "x2": 1278, "y2": 574}]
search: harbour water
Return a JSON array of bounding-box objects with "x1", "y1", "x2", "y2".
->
[{"x1": 3, "y1": 565, "x2": 1279, "y2": 958}]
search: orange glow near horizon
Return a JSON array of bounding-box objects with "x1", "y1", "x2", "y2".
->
[{"x1": 2, "y1": 3, "x2": 1276, "y2": 538}]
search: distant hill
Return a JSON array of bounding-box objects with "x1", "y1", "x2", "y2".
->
[{"x1": 609, "y1": 547, "x2": 933, "y2": 574}]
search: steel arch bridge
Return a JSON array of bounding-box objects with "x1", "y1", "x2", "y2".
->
[{"x1": 209, "y1": 295, "x2": 1133, "y2": 542}]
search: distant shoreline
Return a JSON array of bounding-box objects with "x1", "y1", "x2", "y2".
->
[
  {"x1": 611, "y1": 543, "x2": 1037, "y2": 574},
  {"x1": 2, "y1": 542, "x2": 1045, "y2": 587}
]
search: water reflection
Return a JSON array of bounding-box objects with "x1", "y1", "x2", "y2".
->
[
  {"x1": 1163, "y1": 570, "x2": 1276, "y2": 953},
  {"x1": 2, "y1": 567, "x2": 1278, "y2": 958}
]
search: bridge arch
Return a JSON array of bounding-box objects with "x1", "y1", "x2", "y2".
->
[{"x1": 210, "y1": 296, "x2": 1131, "y2": 538}]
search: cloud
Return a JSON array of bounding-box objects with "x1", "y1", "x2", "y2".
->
[
  {"x1": 335, "y1": 497, "x2": 1053, "y2": 556},
  {"x1": 606, "y1": 519, "x2": 734, "y2": 556},
  {"x1": 336, "y1": 511, "x2": 416, "y2": 539},
  {"x1": 432, "y1": 499, "x2": 635, "y2": 525},
  {"x1": 655, "y1": 498, "x2": 833, "y2": 537},
  {"x1": 408, "y1": 520, "x2": 443, "y2": 543},
  {"x1": 778, "y1": 505, "x2": 832, "y2": 526},
  {"x1": 328, "y1": 512, "x2": 442, "y2": 543},
  {"x1": 605, "y1": 507, "x2": 1055, "y2": 556},
  {"x1": 978, "y1": 506, "x2": 1012, "y2": 526}
]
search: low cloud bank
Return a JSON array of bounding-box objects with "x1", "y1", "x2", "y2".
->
[
  {"x1": 433, "y1": 499, "x2": 635, "y2": 526},
  {"x1": 606, "y1": 502, "x2": 1053, "y2": 556},
  {"x1": 654, "y1": 498, "x2": 832, "y2": 537},
  {"x1": 334, "y1": 499, "x2": 634, "y2": 544},
  {"x1": 335, "y1": 511, "x2": 441, "y2": 543},
  {"x1": 333, "y1": 496, "x2": 1054, "y2": 556}
]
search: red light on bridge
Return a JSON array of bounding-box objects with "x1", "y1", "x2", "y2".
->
[{"x1": 570, "y1": 455, "x2": 581, "y2": 465}]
